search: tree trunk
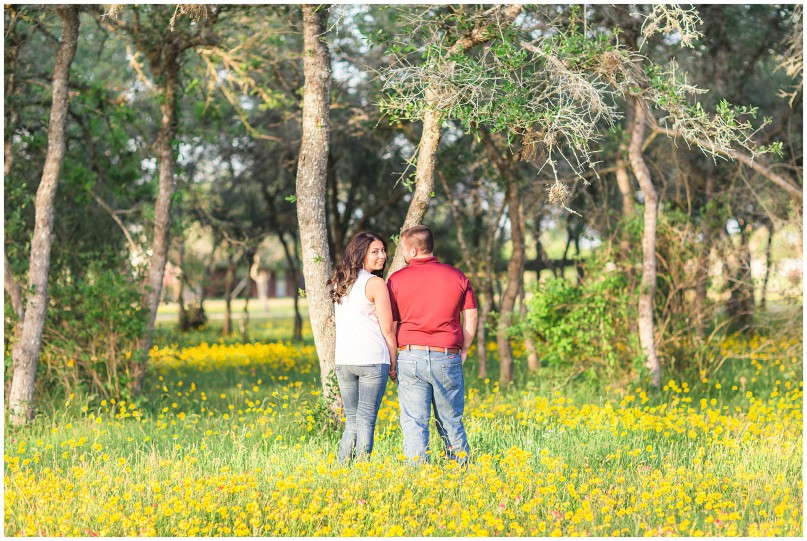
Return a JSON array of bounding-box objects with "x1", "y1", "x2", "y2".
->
[
  {"x1": 627, "y1": 99, "x2": 662, "y2": 390},
  {"x1": 223, "y1": 257, "x2": 234, "y2": 336},
  {"x1": 297, "y1": 5, "x2": 338, "y2": 413},
  {"x1": 4, "y1": 253, "x2": 25, "y2": 321},
  {"x1": 8, "y1": 6, "x2": 79, "y2": 425},
  {"x1": 176, "y1": 237, "x2": 187, "y2": 330},
  {"x1": 615, "y1": 155, "x2": 636, "y2": 216},
  {"x1": 4, "y1": 7, "x2": 24, "y2": 179},
  {"x1": 387, "y1": 5, "x2": 523, "y2": 275},
  {"x1": 760, "y1": 221, "x2": 774, "y2": 310},
  {"x1": 520, "y1": 283, "x2": 540, "y2": 371},
  {"x1": 476, "y1": 297, "x2": 490, "y2": 380},
  {"x1": 279, "y1": 231, "x2": 303, "y2": 342},
  {"x1": 693, "y1": 175, "x2": 716, "y2": 336},
  {"x1": 739, "y1": 225, "x2": 755, "y2": 327},
  {"x1": 477, "y1": 214, "x2": 503, "y2": 381},
  {"x1": 326, "y1": 153, "x2": 346, "y2": 265},
  {"x1": 134, "y1": 46, "x2": 180, "y2": 394},
  {"x1": 4, "y1": 8, "x2": 27, "y2": 399},
  {"x1": 441, "y1": 169, "x2": 493, "y2": 378},
  {"x1": 728, "y1": 220, "x2": 754, "y2": 330},
  {"x1": 615, "y1": 142, "x2": 635, "y2": 261},
  {"x1": 387, "y1": 103, "x2": 444, "y2": 275},
  {"x1": 477, "y1": 128, "x2": 524, "y2": 386},
  {"x1": 241, "y1": 249, "x2": 256, "y2": 342},
  {"x1": 497, "y1": 178, "x2": 525, "y2": 386}
]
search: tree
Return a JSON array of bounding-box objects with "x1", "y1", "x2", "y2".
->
[
  {"x1": 627, "y1": 99, "x2": 662, "y2": 389},
  {"x1": 384, "y1": 5, "x2": 523, "y2": 275},
  {"x1": 97, "y1": 5, "x2": 220, "y2": 393},
  {"x1": 8, "y1": 5, "x2": 80, "y2": 425},
  {"x1": 479, "y1": 129, "x2": 528, "y2": 385},
  {"x1": 3, "y1": 6, "x2": 27, "y2": 326},
  {"x1": 381, "y1": 5, "x2": 784, "y2": 387},
  {"x1": 296, "y1": 4, "x2": 338, "y2": 413}
]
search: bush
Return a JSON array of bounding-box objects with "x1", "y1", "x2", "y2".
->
[
  {"x1": 40, "y1": 264, "x2": 147, "y2": 402},
  {"x1": 523, "y1": 262, "x2": 641, "y2": 376}
]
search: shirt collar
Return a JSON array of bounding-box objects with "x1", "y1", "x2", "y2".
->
[{"x1": 407, "y1": 256, "x2": 438, "y2": 266}]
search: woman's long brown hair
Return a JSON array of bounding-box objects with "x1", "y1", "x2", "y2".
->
[{"x1": 328, "y1": 231, "x2": 387, "y2": 304}]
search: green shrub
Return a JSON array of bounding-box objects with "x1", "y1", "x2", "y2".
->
[
  {"x1": 40, "y1": 264, "x2": 147, "y2": 402},
  {"x1": 524, "y1": 266, "x2": 641, "y2": 376}
]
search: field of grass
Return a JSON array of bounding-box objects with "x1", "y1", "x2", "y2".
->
[
  {"x1": 155, "y1": 297, "x2": 308, "y2": 327},
  {"x1": 3, "y1": 319, "x2": 803, "y2": 536}
]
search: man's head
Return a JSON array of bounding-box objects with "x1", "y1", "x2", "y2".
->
[{"x1": 400, "y1": 225, "x2": 434, "y2": 263}]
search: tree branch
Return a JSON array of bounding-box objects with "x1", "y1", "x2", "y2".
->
[
  {"x1": 652, "y1": 126, "x2": 803, "y2": 202},
  {"x1": 89, "y1": 190, "x2": 139, "y2": 255}
]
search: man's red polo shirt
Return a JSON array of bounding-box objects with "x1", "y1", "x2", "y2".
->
[{"x1": 387, "y1": 256, "x2": 478, "y2": 349}]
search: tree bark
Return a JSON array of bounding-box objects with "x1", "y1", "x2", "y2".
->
[
  {"x1": 727, "y1": 220, "x2": 754, "y2": 330},
  {"x1": 520, "y1": 282, "x2": 540, "y2": 371},
  {"x1": 297, "y1": 5, "x2": 338, "y2": 412},
  {"x1": 496, "y1": 177, "x2": 526, "y2": 385},
  {"x1": 4, "y1": 7, "x2": 24, "y2": 178},
  {"x1": 521, "y1": 215, "x2": 540, "y2": 372},
  {"x1": 134, "y1": 45, "x2": 181, "y2": 393},
  {"x1": 241, "y1": 249, "x2": 255, "y2": 342},
  {"x1": 439, "y1": 169, "x2": 494, "y2": 379},
  {"x1": 326, "y1": 153, "x2": 345, "y2": 265},
  {"x1": 476, "y1": 185, "x2": 507, "y2": 379},
  {"x1": 477, "y1": 235, "x2": 500, "y2": 382},
  {"x1": 222, "y1": 256, "x2": 235, "y2": 336},
  {"x1": 387, "y1": 5, "x2": 522, "y2": 275},
  {"x1": 615, "y1": 138, "x2": 636, "y2": 261},
  {"x1": 176, "y1": 237, "x2": 187, "y2": 329},
  {"x1": 693, "y1": 174, "x2": 716, "y2": 336},
  {"x1": 478, "y1": 128, "x2": 525, "y2": 385},
  {"x1": 615, "y1": 154, "x2": 636, "y2": 216},
  {"x1": 4, "y1": 253, "x2": 25, "y2": 321},
  {"x1": 4, "y1": 7, "x2": 26, "y2": 344},
  {"x1": 386, "y1": 103, "x2": 444, "y2": 275},
  {"x1": 628, "y1": 99, "x2": 662, "y2": 390},
  {"x1": 760, "y1": 221, "x2": 774, "y2": 310},
  {"x1": 8, "y1": 6, "x2": 79, "y2": 425},
  {"x1": 278, "y1": 231, "x2": 303, "y2": 342}
]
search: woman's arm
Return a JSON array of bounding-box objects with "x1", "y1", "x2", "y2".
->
[{"x1": 366, "y1": 276, "x2": 398, "y2": 381}]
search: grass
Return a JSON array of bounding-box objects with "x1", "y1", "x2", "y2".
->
[
  {"x1": 3, "y1": 320, "x2": 803, "y2": 537},
  {"x1": 155, "y1": 298, "x2": 308, "y2": 322}
]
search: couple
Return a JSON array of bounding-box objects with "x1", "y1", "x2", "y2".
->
[{"x1": 329, "y1": 225, "x2": 478, "y2": 466}]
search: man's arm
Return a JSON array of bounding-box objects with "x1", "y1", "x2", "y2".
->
[{"x1": 460, "y1": 308, "x2": 478, "y2": 365}]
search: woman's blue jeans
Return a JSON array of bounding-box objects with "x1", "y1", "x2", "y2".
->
[
  {"x1": 396, "y1": 350, "x2": 470, "y2": 466},
  {"x1": 335, "y1": 363, "x2": 389, "y2": 463}
]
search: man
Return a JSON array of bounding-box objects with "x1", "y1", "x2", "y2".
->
[{"x1": 387, "y1": 225, "x2": 478, "y2": 465}]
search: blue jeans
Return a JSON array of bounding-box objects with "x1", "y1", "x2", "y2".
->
[
  {"x1": 335, "y1": 364, "x2": 389, "y2": 463},
  {"x1": 397, "y1": 350, "x2": 470, "y2": 466}
]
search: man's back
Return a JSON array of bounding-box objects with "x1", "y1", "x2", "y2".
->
[{"x1": 387, "y1": 256, "x2": 476, "y2": 349}]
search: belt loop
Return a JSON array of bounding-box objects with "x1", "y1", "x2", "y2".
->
[{"x1": 444, "y1": 347, "x2": 449, "y2": 354}]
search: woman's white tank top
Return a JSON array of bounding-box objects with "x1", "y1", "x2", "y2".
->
[{"x1": 334, "y1": 269, "x2": 390, "y2": 366}]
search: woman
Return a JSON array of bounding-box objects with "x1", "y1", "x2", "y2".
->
[{"x1": 329, "y1": 231, "x2": 398, "y2": 463}]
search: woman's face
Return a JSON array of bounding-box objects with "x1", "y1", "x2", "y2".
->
[{"x1": 362, "y1": 239, "x2": 387, "y2": 272}]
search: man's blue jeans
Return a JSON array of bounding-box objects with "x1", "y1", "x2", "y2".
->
[
  {"x1": 335, "y1": 363, "x2": 389, "y2": 463},
  {"x1": 396, "y1": 349, "x2": 470, "y2": 465}
]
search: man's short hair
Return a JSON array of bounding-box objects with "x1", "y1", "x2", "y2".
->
[{"x1": 401, "y1": 225, "x2": 434, "y2": 254}]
